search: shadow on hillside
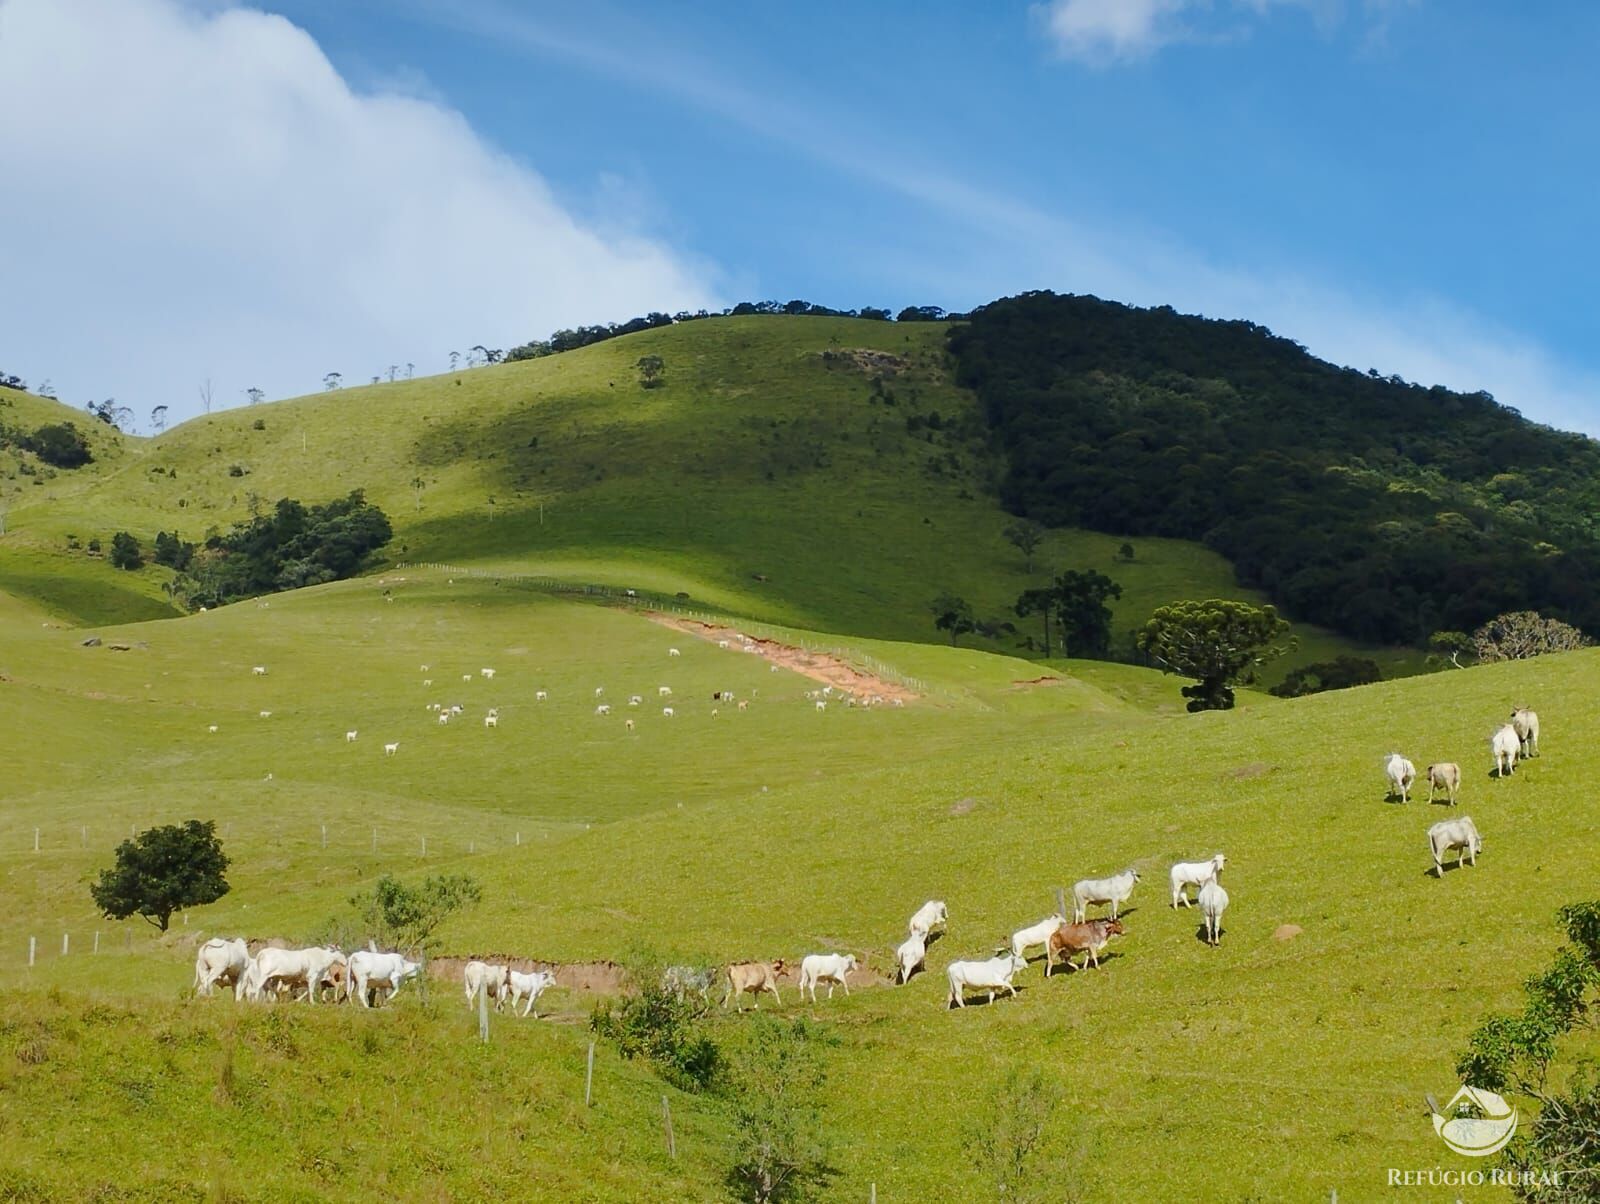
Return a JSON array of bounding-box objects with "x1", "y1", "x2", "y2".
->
[
  {"x1": 1194, "y1": 924, "x2": 1223, "y2": 946},
  {"x1": 1043, "y1": 949, "x2": 1124, "y2": 977}
]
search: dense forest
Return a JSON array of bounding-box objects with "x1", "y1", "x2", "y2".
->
[{"x1": 949, "y1": 292, "x2": 1600, "y2": 645}]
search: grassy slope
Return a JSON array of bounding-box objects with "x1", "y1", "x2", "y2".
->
[
  {"x1": 1, "y1": 576, "x2": 1592, "y2": 1199},
  {"x1": 0, "y1": 321, "x2": 1416, "y2": 683}
]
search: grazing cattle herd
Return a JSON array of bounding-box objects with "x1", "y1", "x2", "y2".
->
[{"x1": 196, "y1": 641, "x2": 1542, "y2": 1019}]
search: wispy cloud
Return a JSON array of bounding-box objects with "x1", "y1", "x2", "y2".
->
[
  {"x1": 0, "y1": 0, "x2": 719, "y2": 421},
  {"x1": 1030, "y1": 0, "x2": 1395, "y2": 63}
]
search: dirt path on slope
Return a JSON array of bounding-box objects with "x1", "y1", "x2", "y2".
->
[{"x1": 645, "y1": 613, "x2": 919, "y2": 703}]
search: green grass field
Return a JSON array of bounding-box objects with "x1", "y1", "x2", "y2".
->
[
  {"x1": 0, "y1": 568, "x2": 1592, "y2": 1200},
  {"x1": 0, "y1": 316, "x2": 1421, "y2": 684}
]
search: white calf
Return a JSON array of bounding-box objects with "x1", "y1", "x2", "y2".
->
[
  {"x1": 1010, "y1": 915, "x2": 1066, "y2": 964},
  {"x1": 1169, "y1": 855, "x2": 1225, "y2": 908},
  {"x1": 507, "y1": 969, "x2": 555, "y2": 1017},
  {"x1": 895, "y1": 933, "x2": 927, "y2": 984},
  {"x1": 1199, "y1": 881, "x2": 1229, "y2": 946},
  {"x1": 463, "y1": 960, "x2": 509, "y2": 1011},
  {"x1": 1073, "y1": 868, "x2": 1141, "y2": 921},
  {"x1": 798, "y1": 953, "x2": 858, "y2": 1002}
]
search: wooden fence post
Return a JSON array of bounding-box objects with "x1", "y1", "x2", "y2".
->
[
  {"x1": 1054, "y1": 886, "x2": 1068, "y2": 920},
  {"x1": 93, "y1": 931, "x2": 100, "y2": 954},
  {"x1": 662, "y1": 1095, "x2": 676, "y2": 1158},
  {"x1": 62, "y1": 933, "x2": 69, "y2": 955},
  {"x1": 28, "y1": 936, "x2": 36, "y2": 967},
  {"x1": 585, "y1": 1041, "x2": 595, "y2": 1107}
]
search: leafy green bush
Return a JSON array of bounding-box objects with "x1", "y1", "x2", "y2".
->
[
  {"x1": 25, "y1": 423, "x2": 93, "y2": 468},
  {"x1": 590, "y1": 959, "x2": 723, "y2": 1093},
  {"x1": 1269, "y1": 656, "x2": 1382, "y2": 698}
]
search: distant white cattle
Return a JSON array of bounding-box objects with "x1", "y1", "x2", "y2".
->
[
  {"x1": 463, "y1": 960, "x2": 509, "y2": 1011},
  {"x1": 536, "y1": 690, "x2": 548, "y2": 701},
  {"x1": 1199, "y1": 881, "x2": 1229, "y2": 946},
  {"x1": 193, "y1": 937, "x2": 248, "y2": 997},
  {"x1": 658, "y1": 686, "x2": 672, "y2": 697},
  {"x1": 484, "y1": 714, "x2": 498, "y2": 729},
  {"x1": 384, "y1": 742, "x2": 399, "y2": 756},
  {"x1": 1385, "y1": 753, "x2": 1417, "y2": 803},
  {"x1": 895, "y1": 933, "x2": 927, "y2": 984},
  {"x1": 668, "y1": 648, "x2": 681, "y2": 657},
  {"x1": 480, "y1": 668, "x2": 495, "y2": 679},
  {"x1": 946, "y1": 953, "x2": 1028, "y2": 1009},
  {"x1": 1074, "y1": 868, "x2": 1141, "y2": 922},
  {"x1": 507, "y1": 969, "x2": 556, "y2": 1017},
  {"x1": 347, "y1": 950, "x2": 421, "y2": 1007},
  {"x1": 252, "y1": 666, "x2": 267, "y2": 676},
  {"x1": 596, "y1": 704, "x2": 611, "y2": 716},
  {"x1": 1491, "y1": 725, "x2": 1520, "y2": 778},
  {"x1": 1010, "y1": 915, "x2": 1066, "y2": 964},
  {"x1": 798, "y1": 953, "x2": 858, "y2": 1002},
  {"x1": 1169, "y1": 855, "x2": 1224, "y2": 909},
  {"x1": 1511, "y1": 707, "x2": 1540, "y2": 758},
  {"x1": 1429, "y1": 817, "x2": 1484, "y2": 877},
  {"x1": 908, "y1": 900, "x2": 948, "y2": 940},
  {"x1": 345, "y1": 730, "x2": 358, "y2": 743}
]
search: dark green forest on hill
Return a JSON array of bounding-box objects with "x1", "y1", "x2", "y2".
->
[{"x1": 950, "y1": 291, "x2": 1600, "y2": 646}]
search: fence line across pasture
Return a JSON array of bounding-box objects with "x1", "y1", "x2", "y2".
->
[{"x1": 394, "y1": 561, "x2": 933, "y2": 695}]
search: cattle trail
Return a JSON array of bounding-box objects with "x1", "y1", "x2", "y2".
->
[{"x1": 645, "y1": 614, "x2": 919, "y2": 702}]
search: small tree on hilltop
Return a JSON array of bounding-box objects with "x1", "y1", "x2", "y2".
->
[
  {"x1": 931, "y1": 592, "x2": 976, "y2": 646},
  {"x1": 637, "y1": 354, "x2": 665, "y2": 389},
  {"x1": 1015, "y1": 585, "x2": 1057, "y2": 657},
  {"x1": 1471, "y1": 611, "x2": 1592, "y2": 663},
  {"x1": 90, "y1": 820, "x2": 229, "y2": 931},
  {"x1": 1003, "y1": 519, "x2": 1046, "y2": 573},
  {"x1": 1137, "y1": 599, "x2": 1293, "y2": 712},
  {"x1": 1427, "y1": 630, "x2": 1474, "y2": 670}
]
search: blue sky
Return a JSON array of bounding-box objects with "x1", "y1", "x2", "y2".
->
[{"x1": 2, "y1": 0, "x2": 1597, "y2": 430}]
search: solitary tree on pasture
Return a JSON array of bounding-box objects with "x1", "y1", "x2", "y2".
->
[
  {"x1": 89, "y1": 820, "x2": 230, "y2": 932},
  {"x1": 1137, "y1": 599, "x2": 1292, "y2": 712}
]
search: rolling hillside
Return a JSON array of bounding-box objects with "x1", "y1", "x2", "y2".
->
[
  {"x1": 0, "y1": 572, "x2": 1594, "y2": 1199},
  {"x1": 0, "y1": 316, "x2": 1416, "y2": 684}
]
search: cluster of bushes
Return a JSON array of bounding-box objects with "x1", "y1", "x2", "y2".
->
[
  {"x1": 1269, "y1": 656, "x2": 1383, "y2": 698},
  {"x1": 0, "y1": 421, "x2": 93, "y2": 468},
  {"x1": 171, "y1": 490, "x2": 391, "y2": 608},
  {"x1": 950, "y1": 291, "x2": 1600, "y2": 647}
]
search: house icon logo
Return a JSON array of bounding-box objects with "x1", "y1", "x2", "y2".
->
[{"x1": 1427, "y1": 1086, "x2": 1518, "y2": 1157}]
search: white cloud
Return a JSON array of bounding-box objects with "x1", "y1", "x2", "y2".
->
[
  {"x1": 1031, "y1": 0, "x2": 1370, "y2": 62},
  {"x1": 0, "y1": 0, "x2": 719, "y2": 422},
  {"x1": 1033, "y1": 0, "x2": 1193, "y2": 62}
]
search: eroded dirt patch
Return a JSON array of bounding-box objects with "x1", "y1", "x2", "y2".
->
[
  {"x1": 1010, "y1": 675, "x2": 1062, "y2": 688},
  {"x1": 646, "y1": 613, "x2": 918, "y2": 703},
  {"x1": 429, "y1": 955, "x2": 624, "y2": 994},
  {"x1": 1226, "y1": 762, "x2": 1276, "y2": 781}
]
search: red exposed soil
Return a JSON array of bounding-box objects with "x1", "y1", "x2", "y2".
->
[{"x1": 646, "y1": 613, "x2": 918, "y2": 702}]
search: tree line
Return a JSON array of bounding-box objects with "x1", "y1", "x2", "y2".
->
[{"x1": 948, "y1": 291, "x2": 1600, "y2": 649}]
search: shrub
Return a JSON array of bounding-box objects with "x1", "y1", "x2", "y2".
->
[
  {"x1": 590, "y1": 958, "x2": 722, "y2": 1093},
  {"x1": 26, "y1": 423, "x2": 92, "y2": 468},
  {"x1": 109, "y1": 532, "x2": 143, "y2": 570},
  {"x1": 1269, "y1": 656, "x2": 1383, "y2": 698}
]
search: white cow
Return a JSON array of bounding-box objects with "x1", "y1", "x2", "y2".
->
[
  {"x1": 208, "y1": 724, "x2": 219, "y2": 734},
  {"x1": 797, "y1": 953, "x2": 858, "y2": 1002},
  {"x1": 252, "y1": 666, "x2": 267, "y2": 676},
  {"x1": 1511, "y1": 707, "x2": 1540, "y2": 758},
  {"x1": 595, "y1": 704, "x2": 611, "y2": 716},
  {"x1": 463, "y1": 960, "x2": 509, "y2": 1011},
  {"x1": 258, "y1": 710, "x2": 272, "y2": 719},
  {"x1": 1199, "y1": 881, "x2": 1229, "y2": 946},
  {"x1": 1429, "y1": 817, "x2": 1484, "y2": 877},
  {"x1": 658, "y1": 686, "x2": 672, "y2": 697},
  {"x1": 594, "y1": 687, "x2": 605, "y2": 698},
  {"x1": 1169, "y1": 855, "x2": 1225, "y2": 908},
  {"x1": 1010, "y1": 915, "x2": 1066, "y2": 964},
  {"x1": 345, "y1": 730, "x2": 358, "y2": 743},
  {"x1": 507, "y1": 969, "x2": 556, "y2": 1017},
  {"x1": 1385, "y1": 753, "x2": 1417, "y2": 803},
  {"x1": 438, "y1": 711, "x2": 452, "y2": 725},
  {"x1": 480, "y1": 668, "x2": 496, "y2": 679},
  {"x1": 946, "y1": 953, "x2": 1028, "y2": 1008},
  {"x1": 1073, "y1": 869, "x2": 1141, "y2": 922},
  {"x1": 246, "y1": 946, "x2": 346, "y2": 1003},
  {"x1": 668, "y1": 648, "x2": 681, "y2": 657},
  {"x1": 347, "y1": 950, "x2": 422, "y2": 1008},
  {"x1": 536, "y1": 690, "x2": 548, "y2": 701},
  {"x1": 484, "y1": 714, "x2": 498, "y2": 729},
  {"x1": 193, "y1": 937, "x2": 248, "y2": 997},
  {"x1": 1491, "y1": 725, "x2": 1520, "y2": 778},
  {"x1": 662, "y1": 706, "x2": 674, "y2": 718},
  {"x1": 628, "y1": 695, "x2": 643, "y2": 707},
  {"x1": 384, "y1": 742, "x2": 399, "y2": 756},
  {"x1": 908, "y1": 899, "x2": 948, "y2": 940},
  {"x1": 895, "y1": 933, "x2": 927, "y2": 984}
]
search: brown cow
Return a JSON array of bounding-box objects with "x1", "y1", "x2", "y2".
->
[
  {"x1": 722, "y1": 959, "x2": 786, "y2": 1010},
  {"x1": 1045, "y1": 919, "x2": 1124, "y2": 976}
]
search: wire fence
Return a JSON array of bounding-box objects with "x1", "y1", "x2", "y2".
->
[{"x1": 396, "y1": 561, "x2": 931, "y2": 694}]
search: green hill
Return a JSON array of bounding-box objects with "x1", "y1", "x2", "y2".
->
[
  {"x1": 0, "y1": 317, "x2": 1416, "y2": 684},
  {"x1": 0, "y1": 573, "x2": 1593, "y2": 1199}
]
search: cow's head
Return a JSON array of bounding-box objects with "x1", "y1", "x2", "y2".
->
[
  {"x1": 1105, "y1": 920, "x2": 1125, "y2": 936},
  {"x1": 770, "y1": 958, "x2": 787, "y2": 974}
]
